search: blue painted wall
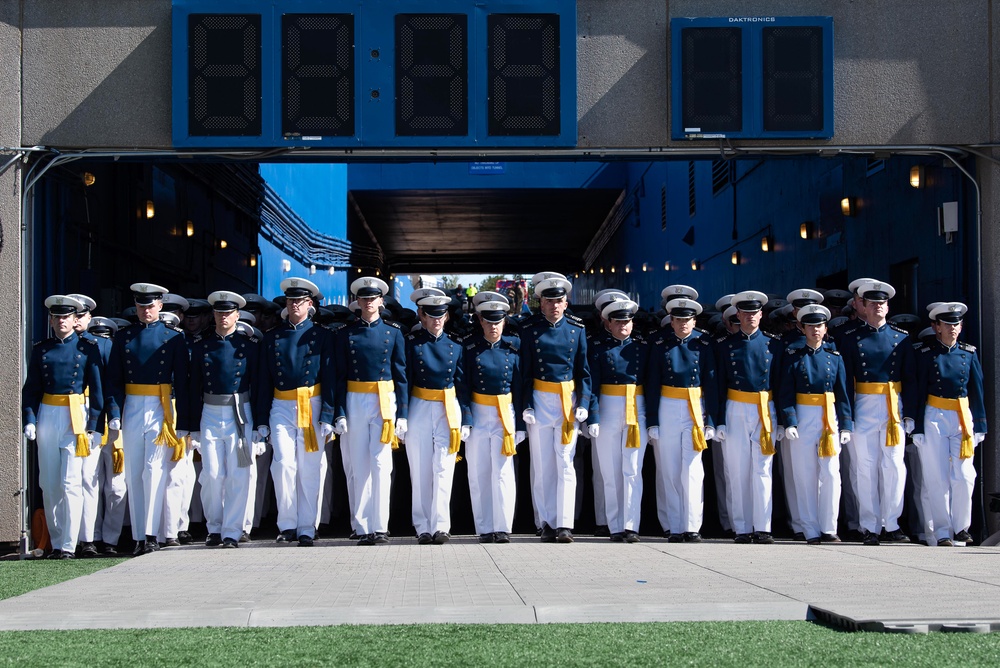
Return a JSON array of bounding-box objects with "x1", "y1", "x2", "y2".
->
[{"x1": 258, "y1": 163, "x2": 349, "y2": 304}]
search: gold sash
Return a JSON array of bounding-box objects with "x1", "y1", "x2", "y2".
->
[
  {"x1": 412, "y1": 386, "x2": 463, "y2": 453},
  {"x1": 600, "y1": 384, "x2": 643, "y2": 449},
  {"x1": 348, "y1": 380, "x2": 399, "y2": 449},
  {"x1": 472, "y1": 392, "x2": 516, "y2": 456},
  {"x1": 796, "y1": 392, "x2": 838, "y2": 458},
  {"x1": 126, "y1": 383, "x2": 184, "y2": 460},
  {"x1": 534, "y1": 379, "x2": 576, "y2": 445},
  {"x1": 661, "y1": 386, "x2": 708, "y2": 452},
  {"x1": 728, "y1": 389, "x2": 775, "y2": 455},
  {"x1": 856, "y1": 381, "x2": 903, "y2": 447},
  {"x1": 42, "y1": 393, "x2": 90, "y2": 457},
  {"x1": 274, "y1": 384, "x2": 322, "y2": 452},
  {"x1": 928, "y1": 394, "x2": 975, "y2": 459}
]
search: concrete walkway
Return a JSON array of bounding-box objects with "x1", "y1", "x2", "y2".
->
[{"x1": 1, "y1": 536, "x2": 999, "y2": 632}]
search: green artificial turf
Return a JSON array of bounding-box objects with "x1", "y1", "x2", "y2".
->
[
  {"x1": 0, "y1": 558, "x2": 128, "y2": 601},
  {"x1": 0, "y1": 621, "x2": 997, "y2": 667}
]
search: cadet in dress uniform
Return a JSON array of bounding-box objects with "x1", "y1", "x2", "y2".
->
[
  {"x1": 190, "y1": 292, "x2": 261, "y2": 548},
  {"x1": 586, "y1": 298, "x2": 649, "y2": 543},
  {"x1": 912, "y1": 302, "x2": 986, "y2": 546},
  {"x1": 22, "y1": 295, "x2": 104, "y2": 558},
  {"x1": 86, "y1": 316, "x2": 127, "y2": 554},
  {"x1": 839, "y1": 280, "x2": 917, "y2": 545},
  {"x1": 520, "y1": 273, "x2": 591, "y2": 543},
  {"x1": 404, "y1": 295, "x2": 469, "y2": 544},
  {"x1": 778, "y1": 305, "x2": 853, "y2": 544},
  {"x1": 462, "y1": 300, "x2": 525, "y2": 543},
  {"x1": 256, "y1": 278, "x2": 335, "y2": 547},
  {"x1": 714, "y1": 291, "x2": 783, "y2": 544},
  {"x1": 333, "y1": 276, "x2": 407, "y2": 546},
  {"x1": 106, "y1": 284, "x2": 193, "y2": 555},
  {"x1": 66, "y1": 294, "x2": 108, "y2": 557},
  {"x1": 646, "y1": 297, "x2": 718, "y2": 542}
]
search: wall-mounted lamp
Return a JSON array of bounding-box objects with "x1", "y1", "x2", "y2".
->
[
  {"x1": 356, "y1": 267, "x2": 362, "y2": 273},
  {"x1": 610, "y1": 265, "x2": 616, "y2": 274},
  {"x1": 375, "y1": 269, "x2": 381, "y2": 276},
  {"x1": 840, "y1": 197, "x2": 855, "y2": 217},
  {"x1": 624, "y1": 265, "x2": 630, "y2": 274},
  {"x1": 761, "y1": 235, "x2": 772, "y2": 252},
  {"x1": 82, "y1": 172, "x2": 96, "y2": 187},
  {"x1": 731, "y1": 251, "x2": 741, "y2": 265},
  {"x1": 641, "y1": 263, "x2": 648, "y2": 272},
  {"x1": 328, "y1": 266, "x2": 335, "y2": 275},
  {"x1": 145, "y1": 200, "x2": 155, "y2": 219},
  {"x1": 249, "y1": 254, "x2": 257, "y2": 268},
  {"x1": 281, "y1": 259, "x2": 291, "y2": 273},
  {"x1": 690, "y1": 259, "x2": 701, "y2": 271},
  {"x1": 185, "y1": 220, "x2": 194, "y2": 237},
  {"x1": 664, "y1": 261, "x2": 671, "y2": 271},
  {"x1": 218, "y1": 239, "x2": 228, "y2": 249},
  {"x1": 309, "y1": 264, "x2": 316, "y2": 275},
  {"x1": 800, "y1": 221, "x2": 815, "y2": 239},
  {"x1": 909, "y1": 165, "x2": 925, "y2": 189},
  {"x1": 589, "y1": 268, "x2": 594, "y2": 274},
  {"x1": 599, "y1": 267, "x2": 604, "y2": 274}
]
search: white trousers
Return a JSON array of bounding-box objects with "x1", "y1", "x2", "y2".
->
[
  {"x1": 200, "y1": 403, "x2": 254, "y2": 541},
  {"x1": 787, "y1": 404, "x2": 841, "y2": 539},
  {"x1": 591, "y1": 437, "x2": 607, "y2": 526},
  {"x1": 95, "y1": 436, "x2": 128, "y2": 546},
  {"x1": 36, "y1": 404, "x2": 84, "y2": 553},
  {"x1": 526, "y1": 389, "x2": 579, "y2": 530},
  {"x1": 779, "y1": 436, "x2": 804, "y2": 535},
  {"x1": 245, "y1": 440, "x2": 272, "y2": 530},
  {"x1": 269, "y1": 396, "x2": 328, "y2": 538},
  {"x1": 849, "y1": 393, "x2": 906, "y2": 534},
  {"x1": 406, "y1": 396, "x2": 459, "y2": 535},
  {"x1": 466, "y1": 402, "x2": 517, "y2": 534},
  {"x1": 345, "y1": 391, "x2": 395, "y2": 535},
  {"x1": 78, "y1": 436, "x2": 102, "y2": 543},
  {"x1": 721, "y1": 399, "x2": 775, "y2": 534},
  {"x1": 918, "y1": 406, "x2": 977, "y2": 540},
  {"x1": 594, "y1": 394, "x2": 646, "y2": 534},
  {"x1": 653, "y1": 396, "x2": 703, "y2": 534},
  {"x1": 123, "y1": 395, "x2": 180, "y2": 542}
]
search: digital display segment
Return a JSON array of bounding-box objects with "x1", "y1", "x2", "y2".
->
[
  {"x1": 762, "y1": 26, "x2": 824, "y2": 132},
  {"x1": 395, "y1": 14, "x2": 468, "y2": 137},
  {"x1": 680, "y1": 27, "x2": 743, "y2": 133},
  {"x1": 188, "y1": 13, "x2": 262, "y2": 136},
  {"x1": 487, "y1": 13, "x2": 560, "y2": 136}
]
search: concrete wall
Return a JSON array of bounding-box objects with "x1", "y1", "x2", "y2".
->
[{"x1": 0, "y1": 2, "x2": 23, "y2": 541}]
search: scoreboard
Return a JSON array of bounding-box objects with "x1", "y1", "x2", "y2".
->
[{"x1": 172, "y1": 0, "x2": 577, "y2": 148}]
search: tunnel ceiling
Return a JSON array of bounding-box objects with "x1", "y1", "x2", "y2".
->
[{"x1": 350, "y1": 188, "x2": 623, "y2": 274}]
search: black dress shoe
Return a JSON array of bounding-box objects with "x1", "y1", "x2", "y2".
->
[
  {"x1": 276, "y1": 529, "x2": 296, "y2": 543},
  {"x1": 144, "y1": 536, "x2": 160, "y2": 551},
  {"x1": 374, "y1": 532, "x2": 390, "y2": 544},
  {"x1": 624, "y1": 531, "x2": 640, "y2": 544},
  {"x1": 937, "y1": 538, "x2": 954, "y2": 547},
  {"x1": 479, "y1": 533, "x2": 495, "y2": 543},
  {"x1": 59, "y1": 551, "x2": 75, "y2": 560},
  {"x1": 734, "y1": 533, "x2": 752, "y2": 544},
  {"x1": 820, "y1": 533, "x2": 842, "y2": 543},
  {"x1": 806, "y1": 536, "x2": 821, "y2": 545},
  {"x1": 205, "y1": 534, "x2": 222, "y2": 547},
  {"x1": 593, "y1": 525, "x2": 611, "y2": 537},
  {"x1": 883, "y1": 528, "x2": 910, "y2": 543},
  {"x1": 493, "y1": 532, "x2": 510, "y2": 544},
  {"x1": 47, "y1": 549, "x2": 63, "y2": 560},
  {"x1": 863, "y1": 530, "x2": 880, "y2": 546},
  {"x1": 177, "y1": 531, "x2": 193, "y2": 545},
  {"x1": 683, "y1": 532, "x2": 703, "y2": 543},
  {"x1": 358, "y1": 534, "x2": 376, "y2": 546},
  {"x1": 239, "y1": 531, "x2": 252, "y2": 543},
  {"x1": 131, "y1": 542, "x2": 145, "y2": 557},
  {"x1": 162, "y1": 538, "x2": 181, "y2": 548},
  {"x1": 540, "y1": 524, "x2": 557, "y2": 543},
  {"x1": 222, "y1": 537, "x2": 239, "y2": 549},
  {"x1": 349, "y1": 532, "x2": 360, "y2": 541},
  {"x1": 667, "y1": 533, "x2": 684, "y2": 543},
  {"x1": 792, "y1": 532, "x2": 806, "y2": 542},
  {"x1": 417, "y1": 533, "x2": 433, "y2": 545},
  {"x1": 432, "y1": 531, "x2": 450, "y2": 545},
  {"x1": 610, "y1": 532, "x2": 626, "y2": 543},
  {"x1": 99, "y1": 542, "x2": 119, "y2": 556},
  {"x1": 79, "y1": 542, "x2": 99, "y2": 558},
  {"x1": 753, "y1": 532, "x2": 775, "y2": 545},
  {"x1": 298, "y1": 535, "x2": 314, "y2": 547},
  {"x1": 555, "y1": 528, "x2": 574, "y2": 543},
  {"x1": 954, "y1": 530, "x2": 974, "y2": 544}
]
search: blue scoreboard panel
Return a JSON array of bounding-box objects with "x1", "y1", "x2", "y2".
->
[
  {"x1": 670, "y1": 17, "x2": 834, "y2": 140},
  {"x1": 172, "y1": 0, "x2": 577, "y2": 148}
]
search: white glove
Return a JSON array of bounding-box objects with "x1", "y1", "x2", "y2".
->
[
  {"x1": 588, "y1": 423, "x2": 600, "y2": 439},
  {"x1": 461, "y1": 425, "x2": 471, "y2": 441},
  {"x1": 257, "y1": 425, "x2": 270, "y2": 440},
  {"x1": 522, "y1": 409, "x2": 536, "y2": 425},
  {"x1": 320, "y1": 422, "x2": 334, "y2": 441},
  {"x1": 647, "y1": 426, "x2": 659, "y2": 442},
  {"x1": 253, "y1": 441, "x2": 266, "y2": 456},
  {"x1": 903, "y1": 418, "x2": 915, "y2": 435},
  {"x1": 88, "y1": 431, "x2": 99, "y2": 448},
  {"x1": 514, "y1": 430, "x2": 526, "y2": 445},
  {"x1": 334, "y1": 417, "x2": 348, "y2": 435},
  {"x1": 575, "y1": 407, "x2": 589, "y2": 423},
  {"x1": 703, "y1": 426, "x2": 716, "y2": 442},
  {"x1": 176, "y1": 430, "x2": 189, "y2": 439},
  {"x1": 840, "y1": 431, "x2": 852, "y2": 445},
  {"x1": 975, "y1": 432, "x2": 986, "y2": 445},
  {"x1": 395, "y1": 418, "x2": 408, "y2": 441},
  {"x1": 912, "y1": 433, "x2": 926, "y2": 447},
  {"x1": 188, "y1": 432, "x2": 202, "y2": 451},
  {"x1": 715, "y1": 425, "x2": 727, "y2": 441},
  {"x1": 784, "y1": 426, "x2": 799, "y2": 441},
  {"x1": 23, "y1": 424, "x2": 36, "y2": 440},
  {"x1": 108, "y1": 418, "x2": 121, "y2": 431}
]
